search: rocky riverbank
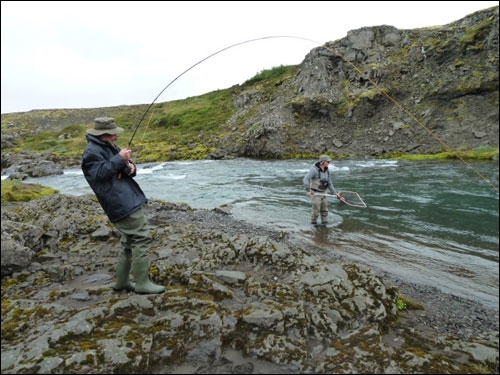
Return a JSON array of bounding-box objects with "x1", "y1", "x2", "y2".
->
[{"x1": 1, "y1": 194, "x2": 499, "y2": 374}]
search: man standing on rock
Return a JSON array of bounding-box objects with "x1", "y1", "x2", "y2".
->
[
  {"x1": 81, "y1": 117, "x2": 165, "y2": 294},
  {"x1": 303, "y1": 154, "x2": 340, "y2": 225}
]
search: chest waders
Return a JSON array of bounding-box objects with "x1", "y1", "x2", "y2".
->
[
  {"x1": 311, "y1": 188, "x2": 330, "y2": 224},
  {"x1": 113, "y1": 208, "x2": 165, "y2": 294}
]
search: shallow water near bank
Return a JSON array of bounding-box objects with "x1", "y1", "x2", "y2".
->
[{"x1": 19, "y1": 158, "x2": 499, "y2": 308}]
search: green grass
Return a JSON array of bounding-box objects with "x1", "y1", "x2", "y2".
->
[
  {"x1": 1, "y1": 62, "x2": 497, "y2": 163},
  {"x1": 1, "y1": 180, "x2": 59, "y2": 202},
  {"x1": 2, "y1": 65, "x2": 303, "y2": 163},
  {"x1": 1, "y1": 66, "x2": 297, "y2": 163},
  {"x1": 387, "y1": 146, "x2": 499, "y2": 161}
]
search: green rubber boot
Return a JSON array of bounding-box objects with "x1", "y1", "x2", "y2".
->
[
  {"x1": 133, "y1": 259, "x2": 165, "y2": 294},
  {"x1": 113, "y1": 250, "x2": 135, "y2": 292}
]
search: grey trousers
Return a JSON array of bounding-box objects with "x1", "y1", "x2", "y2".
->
[{"x1": 311, "y1": 194, "x2": 329, "y2": 223}]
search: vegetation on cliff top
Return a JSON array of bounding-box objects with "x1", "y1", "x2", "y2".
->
[
  {"x1": 2, "y1": 62, "x2": 497, "y2": 163},
  {"x1": 1, "y1": 65, "x2": 299, "y2": 163},
  {"x1": 2, "y1": 7, "x2": 499, "y2": 162}
]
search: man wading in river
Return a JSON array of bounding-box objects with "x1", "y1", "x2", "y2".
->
[
  {"x1": 81, "y1": 117, "x2": 165, "y2": 294},
  {"x1": 303, "y1": 154, "x2": 341, "y2": 225}
]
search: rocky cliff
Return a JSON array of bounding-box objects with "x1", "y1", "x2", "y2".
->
[
  {"x1": 215, "y1": 6, "x2": 498, "y2": 159},
  {"x1": 1, "y1": 6, "x2": 498, "y2": 168}
]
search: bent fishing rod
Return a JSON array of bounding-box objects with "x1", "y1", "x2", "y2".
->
[
  {"x1": 126, "y1": 34, "x2": 497, "y2": 192},
  {"x1": 127, "y1": 35, "x2": 321, "y2": 148}
]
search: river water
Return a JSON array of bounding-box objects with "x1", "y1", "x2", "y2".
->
[{"x1": 18, "y1": 158, "x2": 499, "y2": 308}]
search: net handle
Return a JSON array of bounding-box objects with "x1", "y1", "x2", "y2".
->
[{"x1": 312, "y1": 191, "x2": 367, "y2": 208}]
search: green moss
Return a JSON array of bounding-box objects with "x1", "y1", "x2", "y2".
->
[
  {"x1": 398, "y1": 294, "x2": 425, "y2": 311},
  {"x1": 1, "y1": 180, "x2": 59, "y2": 202},
  {"x1": 388, "y1": 146, "x2": 499, "y2": 161},
  {"x1": 460, "y1": 15, "x2": 494, "y2": 52}
]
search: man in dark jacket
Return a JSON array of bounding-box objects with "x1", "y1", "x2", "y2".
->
[{"x1": 81, "y1": 117, "x2": 164, "y2": 294}]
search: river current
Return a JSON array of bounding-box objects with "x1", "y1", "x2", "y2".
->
[{"x1": 17, "y1": 158, "x2": 499, "y2": 308}]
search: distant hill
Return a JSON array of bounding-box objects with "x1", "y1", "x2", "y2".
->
[{"x1": 2, "y1": 6, "x2": 498, "y2": 165}]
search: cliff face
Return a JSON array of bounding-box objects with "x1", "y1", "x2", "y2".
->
[
  {"x1": 1, "y1": 6, "x2": 498, "y2": 164},
  {"x1": 216, "y1": 6, "x2": 499, "y2": 159}
]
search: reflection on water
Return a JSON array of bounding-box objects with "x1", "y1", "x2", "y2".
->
[
  {"x1": 312, "y1": 225, "x2": 332, "y2": 245},
  {"x1": 16, "y1": 158, "x2": 499, "y2": 308}
]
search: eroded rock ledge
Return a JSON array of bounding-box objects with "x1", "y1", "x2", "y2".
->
[{"x1": 1, "y1": 194, "x2": 498, "y2": 374}]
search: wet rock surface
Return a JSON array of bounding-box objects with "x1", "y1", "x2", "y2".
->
[{"x1": 1, "y1": 194, "x2": 498, "y2": 374}]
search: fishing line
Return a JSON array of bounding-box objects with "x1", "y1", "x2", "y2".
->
[
  {"x1": 127, "y1": 35, "x2": 320, "y2": 148},
  {"x1": 318, "y1": 42, "x2": 498, "y2": 193},
  {"x1": 129, "y1": 34, "x2": 498, "y2": 192}
]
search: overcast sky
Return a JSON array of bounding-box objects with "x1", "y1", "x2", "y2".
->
[{"x1": 1, "y1": 1, "x2": 498, "y2": 114}]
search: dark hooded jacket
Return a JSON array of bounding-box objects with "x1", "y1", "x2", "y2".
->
[{"x1": 81, "y1": 134, "x2": 147, "y2": 223}]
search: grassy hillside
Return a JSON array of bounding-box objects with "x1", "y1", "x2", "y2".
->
[
  {"x1": 1, "y1": 61, "x2": 497, "y2": 162},
  {"x1": 1, "y1": 65, "x2": 298, "y2": 163}
]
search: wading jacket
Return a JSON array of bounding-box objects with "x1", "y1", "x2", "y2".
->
[
  {"x1": 81, "y1": 134, "x2": 147, "y2": 223},
  {"x1": 303, "y1": 161, "x2": 337, "y2": 195}
]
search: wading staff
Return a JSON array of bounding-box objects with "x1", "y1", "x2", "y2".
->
[{"x1": 126, "y1": 35, "x2": 321, "y2": 148}]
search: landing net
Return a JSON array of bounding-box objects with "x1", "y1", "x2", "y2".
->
[
  {"x1": 337, "y1": 191, "x2": 367, "y2": 208},
  {"x1": 313, "y1": 191, "x2": 367, "y2": 208}
]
